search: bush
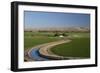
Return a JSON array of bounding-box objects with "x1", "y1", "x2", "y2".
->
[{"x1": 54, "y1": 33, "x2": 59, "y2": 36}]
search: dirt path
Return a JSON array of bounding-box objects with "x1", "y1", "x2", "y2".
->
[{"x1": 38, "y1": 40, "x2": 71, "y2": 60}]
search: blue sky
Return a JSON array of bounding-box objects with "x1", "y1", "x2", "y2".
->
[{"x1": 24, "y1": 11, "x2": 90, "y2": 28}]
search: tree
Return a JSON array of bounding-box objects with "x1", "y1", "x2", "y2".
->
[{"x1": 54, "y1": 33, "x2": 59, "y2": 37}]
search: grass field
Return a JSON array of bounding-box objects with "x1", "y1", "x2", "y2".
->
[
  {"x1": 24, "y1": 31, "x2": 90, "y2": 58},
  {"x1": 24, "y1": 32, "x2": 62, "y2": 50},
  {"x1": 51, "y1": 37, "x2": 90, "y2": 58}
]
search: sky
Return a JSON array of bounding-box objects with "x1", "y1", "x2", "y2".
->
[{"x1": 24, "y1": 11, "x2": 90, "y2": 29}]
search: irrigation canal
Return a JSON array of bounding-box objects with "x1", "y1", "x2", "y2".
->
[{"x1": 29, "y1": 48, "x2": 49, "y2": 61}]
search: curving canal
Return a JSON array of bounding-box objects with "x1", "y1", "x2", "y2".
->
[
  {"x1": 28, "y1": 40, "x2": 71, "y2": 61},
  {"x1": 29, "y1": 48, "x2": 49, "y2": 61}
]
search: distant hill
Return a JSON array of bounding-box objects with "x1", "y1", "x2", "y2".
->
[{"x1": 24, "y1": 27, "x2": 90, "y2": 32}]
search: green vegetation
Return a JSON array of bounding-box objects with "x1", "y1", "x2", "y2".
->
[
  {"x1": 24, "y1": 32, "x2": 63, "y2": 50},
  {"x1": 24, "y1": 31, "x2": 90, "y2": 58},
  {"x1": 51, "y1": 37, "x2": 90, "y2": 58},
  {"x1": 66, "y1": 32, "x2": 90, "y2": 38},
  {"x1": 24, "y1": 37, "x2": 61, "y2": 50}
]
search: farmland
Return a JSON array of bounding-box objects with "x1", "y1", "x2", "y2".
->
[
  {"x1": 24, "y1": 32, "x2": 90, "y2": 49},
  {"x1": 24, "y1": 32, "x2": 63, "y2": 50},
  {"x1": 51, "y1": 38, "x2": 90, "y2": 58},
  {"x1": 24, "y1": 31, "x2": 90, "y2": 61}
]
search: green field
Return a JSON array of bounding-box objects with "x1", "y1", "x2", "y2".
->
[
  {"x1": 24, "y1": 31, "x2": 90, "y2": 58},
  {"x1": 24, "y1": 32, "x2": 62, "y2": 50},
  {"x1": 51, "y1": 37, "x2": 90, "y2": 58}
]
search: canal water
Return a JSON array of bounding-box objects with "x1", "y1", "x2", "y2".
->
[{"x1": 30, "y1": 48, "x2": 49, "y2": 61}]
